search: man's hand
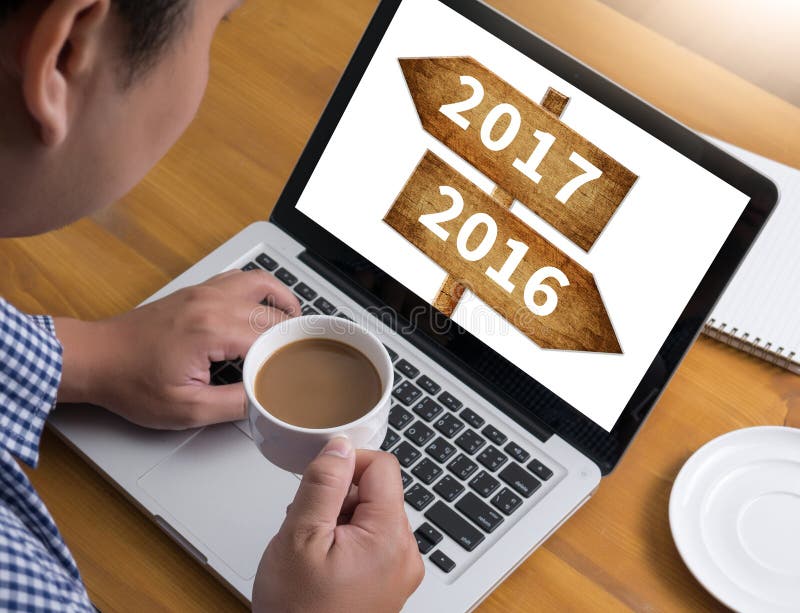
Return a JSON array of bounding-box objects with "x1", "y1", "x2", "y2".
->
[
  {"x1": 55, "y1": 270, "x2": 300, "y2": 429},
  {"x1": 254, "y1": 438, "x2": 424, "y2": 613}
]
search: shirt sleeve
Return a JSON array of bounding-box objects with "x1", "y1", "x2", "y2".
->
[{"x1": 0, "y1": 299, "x2": 63, "y2": 468}]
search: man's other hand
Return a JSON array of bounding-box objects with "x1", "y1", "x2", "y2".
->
[
  {"x1": 254, "y1": 439, "x2": 424, "y2": 613},
  {"x1": 55, "y1": 269, "x2": 301, "y2": 428}
]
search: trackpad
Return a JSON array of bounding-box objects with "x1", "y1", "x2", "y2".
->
[{"x1": 138, "y1": 424, "x2": 300, "y2": 580}]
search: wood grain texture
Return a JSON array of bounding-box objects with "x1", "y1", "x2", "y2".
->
[
  {"x1": 433, "y1": 88, "x2": 570, "y2": 318},
  {"x1": 385, "y1": 151, "x2": 621, "y2": 353},
  {"x1": 432, "y1": 276, "x2": 466, "y2": 315},
  {"x1": 399, "y1": 56, "x2": 638, "y2": 251},
  {"x1": 541, "y1": 87, "x2": 571, "y2": 118},
  {"x1": 0, "y1": 0, "x2": 798, "y2": 611}
]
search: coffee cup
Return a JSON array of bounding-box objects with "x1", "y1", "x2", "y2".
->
[{"x1": 243, "y1": 314, "x2": 393, "y2": 474}]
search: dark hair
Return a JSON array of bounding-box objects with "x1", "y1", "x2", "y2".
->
[{"x1": 0, "y1": 0, "x2": 190, "y2": 85}]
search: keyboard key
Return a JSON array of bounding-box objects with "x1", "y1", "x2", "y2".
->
[
  {"x1": 294, "y1": 282, "x2": 317, "y2": 301},
  {"x1": 433, "y1": 475, "x2": 464, "y2": 502},
  {"x1": 482, "y1": 424, "x2": 507, "y2": 445},
  {"x1": 394, "y1": 371, "x2": 404, "y2": 387},
  {"x1": 477, "y1": 445, "x2": 508, "y2": 472},
  {"x1": 416, "y1": 522, "x2": 442, "y2": 545},
  {"x1": 417, "y1": 375, "x2": 441, "y2": 395},
  {"x1": 313, "y1": 296, "x2": 337, "y2": 315},
  {"x1": 448, "y1": 454, "x2": 478, "y2": 480},
  {"x1": 255, "y1": 253, "x2": 279, "y2": 271},
  {"x1": 405, "y1": 483, "x2": 435, "y2": 511},
  {"x1": 400, "y1": 470, "x2": 412, "y2": 489},
  {"x1": 301, "y1": 305, "x2": 320, "y2": 316},
  {"x1": 414, "y1": 530, "x2": 434, "y2": 554},
  {"x1": 455, "y1": 429, "x2": 486, "y2": 455},
  {"x1": 438, "y1": 391, "x2": 463, "y2": 411},
  {"x1": 505, "y1": 442, "x2": 530, "y2": 464},
  {"x1": 405, "y1": 421, "x2": 435, "y2": 447},
  {"x1": 389, "y1": 405, "x2": 413, "y2": 430},
  {"x1": 412, "y1": 458, "x2": 442, "y2": 485},
  {"x1": 426, "y1": 437, "x2": 457, "y2": 463},
  {"x1": 384, "y1": 345, "x2": 399, "y2": 362},
  {"x1": 434, "y1": 413, "x2": 464, "y2": 438},
  {"x1": 396, "y1": 359, "x2": 419, "y2": 379},
  {"x1": 241, "y1": 261, "x2": 259, "y2": 271},
  {"x1": 499, "y1": 463, "x2": 541, "y2": 498},
  {"x1": 491, "y1": 488, "x2": 523, "y2": 515},
  {"x1": 456, "y1": 492, "x2": 504, "y2": 533},
  {"x1": 392, "y1": 442, "x2": 421, "y2": 468},
  {"x1": 460, "y1": 408, "x2": 485, "y2": 429},
  {"x1": 527, "y1": 459, "x2": 554, "y2": 481},
  {"x1": 430, "y1": 550, "x2": 456, "y2": 573},
  {"x1": 392, "y1": 381, "x2": 422, "y2": 406},
  {"x1": 212, "y1": 362, "x2": 242, "y2": 385},
  {"x1": 412, "y1": 397, "x2": 443, "y2": 422},
  {"x1": 381, "y1": 428, "x2": 400, "y2": 451},
  {"x1": 335, "y1": 311, "x2": 353, "y2": 321},
  {"x1": 469, "y1": 470, "x2": 500, "y2": 498},
  {"x1": 275, "y1": 268, "x2": 297, "y2": 286},
  {"x1": 425, "y1": 501, "x2": 484, "y2": 552}
]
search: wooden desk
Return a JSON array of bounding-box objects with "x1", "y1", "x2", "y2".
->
[{"x1": 2, "y1": 0, "x2": 798, "y2": 610}]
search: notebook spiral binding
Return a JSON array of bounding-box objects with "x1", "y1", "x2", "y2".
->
[{"x1": 703, "y1": 319, "x2": 800, "y2": 375}]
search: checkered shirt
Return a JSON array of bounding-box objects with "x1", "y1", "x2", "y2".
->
[{"x1": 1, "y1": 299, "x2": 93, "y2": 611}]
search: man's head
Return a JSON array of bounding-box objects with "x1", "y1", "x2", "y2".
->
[{"x1": 0, "y1": 0, "x2": 241, "y2": 237}]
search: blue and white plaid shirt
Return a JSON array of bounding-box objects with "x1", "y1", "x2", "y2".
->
[{"x1": 0, "y1": 299, "x2": 93, "y2": 612}]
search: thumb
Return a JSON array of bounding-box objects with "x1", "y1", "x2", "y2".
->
[{"x1": 281, "y1": 437, "x2": 355, "y2": 548}]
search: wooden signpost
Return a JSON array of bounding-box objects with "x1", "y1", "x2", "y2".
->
[
  {"x1": 399, "y1": 57, "x2": 637, "y2": 251},
  {"x1": 385, "y1": 56, "x2": 631, "y2": 353},
  {"x1": 385, "y1": 151, "x2": 622, "y2": 354}
]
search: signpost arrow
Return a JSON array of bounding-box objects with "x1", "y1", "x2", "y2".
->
[
  {"x1": 399, "y1": 57, "x2": 637, "y2": 252},
  {"x1": 384, "y1": 151, "x2": 622, "y2": 354},
  {"x1": 434, "y1": 86, "x2": 572, "y2": 318}
]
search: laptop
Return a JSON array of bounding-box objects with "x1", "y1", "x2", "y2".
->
[{"x1": 49, "y1": 0, "x2": 777, "y2": 609}]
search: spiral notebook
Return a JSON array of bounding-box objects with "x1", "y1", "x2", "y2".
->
[{"x1": 702, "y1": 135, "x2": 800, "y2": 375}]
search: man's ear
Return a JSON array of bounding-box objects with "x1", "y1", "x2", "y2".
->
[{"x1": 21, "y1": 0, "x2": 111, "y2": 147}]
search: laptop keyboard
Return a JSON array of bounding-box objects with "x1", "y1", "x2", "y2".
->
[{"x1": 209, "y1": 251, "x2": 556, "y2": 575}]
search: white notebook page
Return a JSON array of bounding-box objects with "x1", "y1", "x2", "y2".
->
[{"x1": 704, "y1": 135, "x2": 800, "y2": 369}]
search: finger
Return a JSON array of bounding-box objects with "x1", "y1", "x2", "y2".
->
[
  {"x1": 347, "y1": 450, "x2": 406, "y2": 527},
  {"x1": 406, "y1": 532, "x2": 426, "y2": 589},
  {"x1": 338, "y1": 484, "x2": 360, "y2": 518},
  {"x1": 210, "y1": 304, "x2": 289, "y2": 362},
  {"x1": 281, "y1": 437, "x2": 356, "y2": 551},
  {"x1": 207, "y1": 270, "x2": 239, "y2": 282},
  {"x1": 206, "y1": 270, "x2": 301, "y2": 315},
  {"x1": 180, "y1": 382, "x2": 247, "y2": 426}
]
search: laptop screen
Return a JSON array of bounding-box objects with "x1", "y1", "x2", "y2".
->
[{"x1": 292, "y1": 0, "x2": 750, "y2": 433}]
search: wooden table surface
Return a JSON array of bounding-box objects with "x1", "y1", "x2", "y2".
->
[{"x1": 2, "y1": 0, "x2": 799, "y2": 611}]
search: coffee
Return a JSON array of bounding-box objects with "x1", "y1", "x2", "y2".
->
[{"x1": 254, "y1": 338, "x2": 382, "y2": 429}]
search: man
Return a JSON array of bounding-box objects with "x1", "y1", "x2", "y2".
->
[{"x1": 0, "y1": 1, "x2": 424, "y2": 611}]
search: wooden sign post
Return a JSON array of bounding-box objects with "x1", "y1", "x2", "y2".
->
[
  {"x1": 399, "y1": 57, "x2": 638, "y2": 251},
  {"x1": 386, "y1": 56, "x2": 631, "y2": 353},
  {"x1": 436, "y1": 85, "x2": 574, "y2": 318},
  {"x1": 385, "y1": 151, "x2": 621, "y2": 354}
]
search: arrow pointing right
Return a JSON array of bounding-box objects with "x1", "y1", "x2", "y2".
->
[{"x1": 384, "y1": 151, "x2": 622, "y2": 354}]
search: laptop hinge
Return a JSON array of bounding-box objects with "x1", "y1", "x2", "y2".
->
[{"x1": 299, "y1": 249, "x2": 554, "y2": 443}]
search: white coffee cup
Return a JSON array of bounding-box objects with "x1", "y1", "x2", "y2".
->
[{"x1": 243, "y1": 314, "x2": 393, "y2": 474}]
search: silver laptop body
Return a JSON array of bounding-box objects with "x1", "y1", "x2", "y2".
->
[{"x1": 51, "y1": 221, "x2": 600, "y2": 610}]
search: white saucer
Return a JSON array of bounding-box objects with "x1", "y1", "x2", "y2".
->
[{"x1": 670, "y1": 426, "x2": 800, "y2": 612}]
